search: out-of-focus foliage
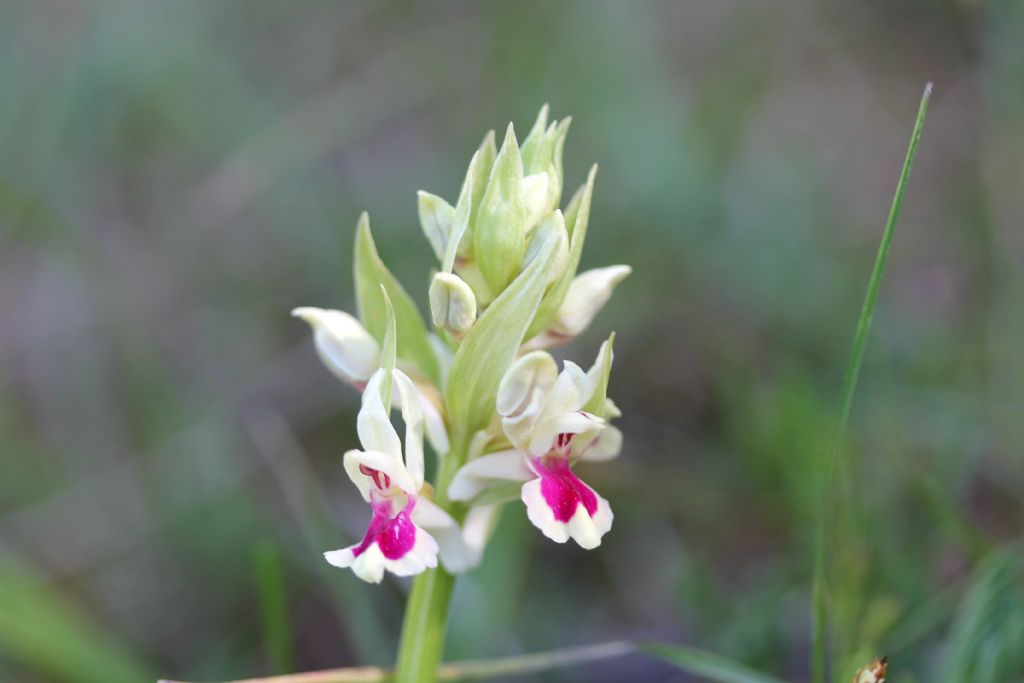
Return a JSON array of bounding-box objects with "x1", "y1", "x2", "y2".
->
[{"x1": 1, "y1": 2, "x2": 1022, "y2": 682}]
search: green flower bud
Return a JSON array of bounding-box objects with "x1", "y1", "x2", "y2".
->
[
  {"x1": 429, "y1": 272, "x2": 477, "y2": 336},
  {"x1": 473, "y1": 123, "x2": 528, "y2": 295}
]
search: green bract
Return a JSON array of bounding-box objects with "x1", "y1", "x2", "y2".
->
[{"x1": 353, "y1": 213, "x2": 440, "y2": 385}]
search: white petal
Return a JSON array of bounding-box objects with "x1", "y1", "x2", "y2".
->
[
  {"x1": 292, "y1": 307, "x2": 380, "y2": 384},
  {"x1": 462, "y1": 504, "x2": 500, "y2": 568},
  {"x1": 447, "y1": 449, "x2": 533, "y2": 502},
  {"x1": 566, "y1": 496, "x2": 613, "y2": 550},
  {"x1": 521, "y1": 478, "x2": 569, "y2": 544},
  {"x1": 324, "y1": 544, "x2": 386, "y2": 584},
  {"x1": 357, "y1": 370, "x2": 402, "y2": 457},
  {"x1": 417, "y1": 387, "x2": 450, "y2": 457},
  {"x1": 392, "y1": 369, "x2": 425, "y2": 489},
  {"x1": 580, "y1": 424, "x2": 622, "y2": 462},
  {"x1": 413, "y1": 498, "x2": 489, "y2": 573},
  {"x1": 343, "y1": 449, "x2": 416, "y2": 500},
  {"x1": 550, "y1": 265, "x2": 631, "y2": 338}
]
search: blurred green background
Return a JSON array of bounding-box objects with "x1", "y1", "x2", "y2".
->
[{"x1": 2, "y1": 1, "x2": 1023, "y2": 682}]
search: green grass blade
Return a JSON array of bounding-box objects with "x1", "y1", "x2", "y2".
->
[
  {"x1": 640, "y1": 643, "x2": 788, "y2": 683},
  {"x1": 254, "y1": 541, "x2": 295, "y2": 675},
  {"x1": 810, "y1": 82, "x2": 933, "y2": 683}
]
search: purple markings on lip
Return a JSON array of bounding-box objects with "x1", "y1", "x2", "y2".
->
[
  {"x1": 536, "y1": 456, "x2": 598, "y2": 523},
  {"x1": 352, "y1": 499, "x2": 417, "y2": 560}
]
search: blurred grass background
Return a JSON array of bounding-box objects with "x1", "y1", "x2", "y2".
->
[{"x1": 1, "y1": 1, "x2": 1023, "y2": 682}]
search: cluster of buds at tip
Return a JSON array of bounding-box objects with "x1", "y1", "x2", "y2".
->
[{"x1": 293, "y1": 106, "x2": 630, "y2": 583}]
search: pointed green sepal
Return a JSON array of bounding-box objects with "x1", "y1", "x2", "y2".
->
[
  {"x1": 466, "y1": 129, "x2": 496, "y2": 232},
  {"x1": 582, "y1": 332, "x2": 615, "y2": 417},
  {"x1": 519, "y1": 104, "x2": 550, "y2": 173}
]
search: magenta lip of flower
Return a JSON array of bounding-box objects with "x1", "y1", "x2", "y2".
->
[
  {"x1": 352, "y1": 499, "x2": 418, "y2": 560},
  {"x1": 534, "y1": 453, "x2": 598, "y2": 523}
]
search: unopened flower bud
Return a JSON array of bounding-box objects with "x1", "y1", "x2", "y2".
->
[
  {"x1": 549, "y1": 265, "x2": 631, "y2": 339},
  {"x1": 429, "y1": 272, "x2": 477, "y2": 335},
  {"x1": 291, "y1": 307, "x2": 379, "y2": 385},
  {"x1": 473, "y1": 123, "x2": 527, "y2": 295}
]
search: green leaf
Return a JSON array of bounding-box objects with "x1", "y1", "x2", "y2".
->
[
  {"x1": 446, "y1": 218, "x2": 567, "y2": 434},
  {"x1": 353, "y1": 212, "x2": 440, "y2": 385},
  {"x1": 811, "y1": 82, "x2": 932, "y2": 683},
  {"x1": 473, "y1": 123, "x2": 527, "y2": 295},
  {"x1": 0, "y1": 555, "x2": 156, "y2": 683},
  {"x1": 641, "y1": 643, "x2": 789, "y2": 683},
  {"x1": 582, "y1": 332, "x2": 615, "y2": 416},
  {"x1": 528, "y1": 164, "x2": 597, "y2": 338}
]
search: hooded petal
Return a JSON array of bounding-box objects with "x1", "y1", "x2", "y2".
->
[
  {"x1": 579, "y1": 424, "x2": 622, "y2": 462},
  {"x1": 343, "y1": 449, "x2": 416, "y2": 501},
  {"x1": 447, "y1": 449, "x2": 533, "y2": 502},
  {"x1": 292, "y1": 307, "x2": 380, "y2": 384},
  {"x1": 528, "y1": 411, "x2": 604, "y2": 458},
  {"x1": 521, "y1": 459, "x2": 612, "y2": 549},
  {"x1": 496, "y1": 351, "x2": 558, "y2": 419}
]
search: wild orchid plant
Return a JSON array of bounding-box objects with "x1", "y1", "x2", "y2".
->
[{"x1": 292, "y1": 106, "x2": 630, "y2": 681}]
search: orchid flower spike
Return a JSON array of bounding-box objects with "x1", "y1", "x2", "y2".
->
[
  {"x1": 448, "y1": 340, "x2": 621, "y2": 549},
  {"x1": 324, "y1": 368, "x2": 484, "y2": 582}
]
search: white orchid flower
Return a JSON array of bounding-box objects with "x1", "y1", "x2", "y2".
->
[
  {"x1": 448, "y1": 343, "x2": 621, "y2": 549},
  {"x1": 324, "y1": 368, "x2": 483, "y2": 583},
  {"x1": 292, "y1": 306, "x2": 450, "y2": 456}
]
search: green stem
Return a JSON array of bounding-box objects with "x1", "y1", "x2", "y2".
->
[
  {"x1": 393, "y1": 434, "x2": 469, "y2": 683},
  {"x1": 810, "y1": 82, "x2": 932, "y2": 683}
]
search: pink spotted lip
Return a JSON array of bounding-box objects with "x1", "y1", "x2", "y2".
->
[
  {"x1": 534, "y1": 456, "x2": 598, "y2": 523},
  {"x1": 351, "y1": 499, "x2": 418, "y2": 560}
]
